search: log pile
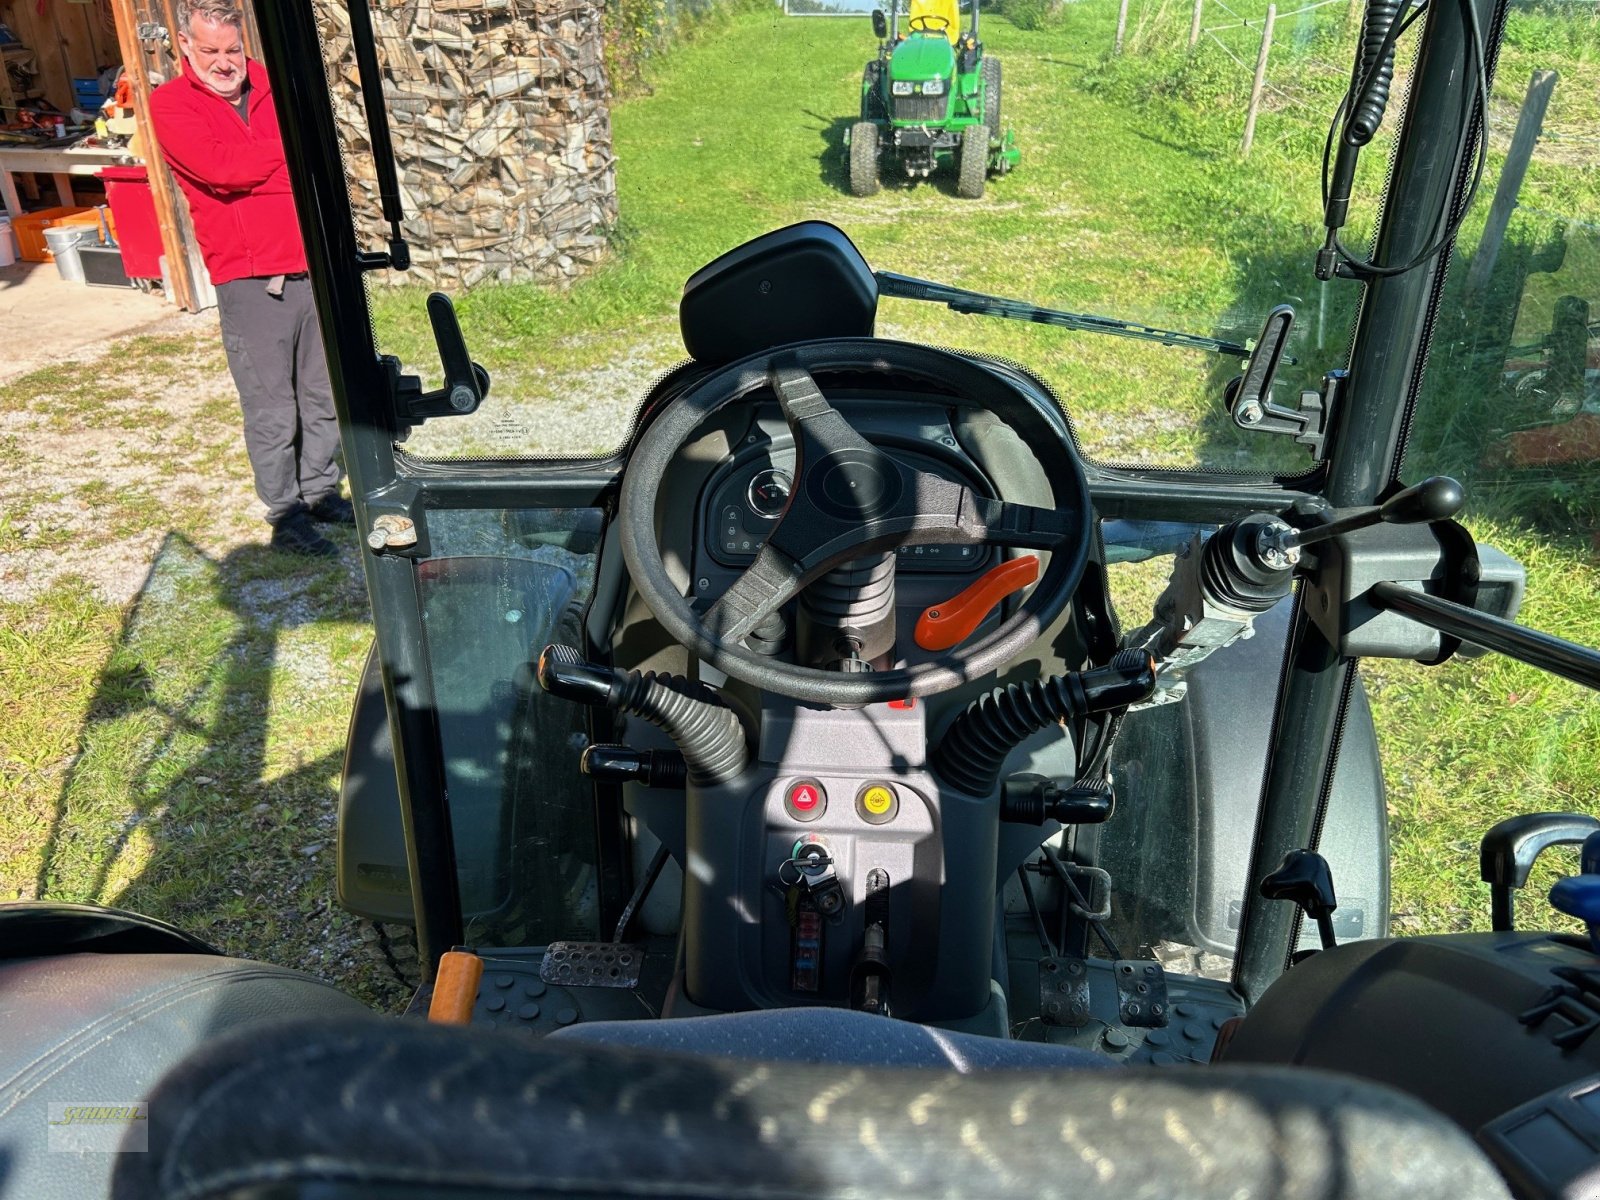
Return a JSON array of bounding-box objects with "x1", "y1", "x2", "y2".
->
[{"x1": 316, "y1": 0, "x2": 617, "y2": 290}]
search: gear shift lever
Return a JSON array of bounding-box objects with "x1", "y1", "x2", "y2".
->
[{"x1": 1261, "y1": 849, "x2": 1340, "y2": 951}]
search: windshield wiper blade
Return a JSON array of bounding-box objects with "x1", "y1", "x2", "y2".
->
[{"x1": 875, "y1": 271, "x2": 1291, "y2": 364}]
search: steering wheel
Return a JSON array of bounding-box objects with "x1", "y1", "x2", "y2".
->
[
  {"x1": 619, "y1": 340, "x2": 1092, "y2": 706},
  {"x1": 908, "y1": 12, "x2": 952, "y2": 31}
]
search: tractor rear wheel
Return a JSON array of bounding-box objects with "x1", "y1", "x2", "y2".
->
[
  {"x1": 957, "y1": 124, "x2": 987, "y2": 199},
  {"x1": 982, "y1": 56, "x2": 1002, "y2": 136},
  {"x1": 850, "y1": 121, "x2": 881, "y2": 197},
  {"x1": 862, "y1": 62, "x2": 886, "y2": 120}
]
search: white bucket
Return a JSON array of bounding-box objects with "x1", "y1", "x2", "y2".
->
[{"x1": 0, "y1": 217, "x2": 16, "y2": 269}]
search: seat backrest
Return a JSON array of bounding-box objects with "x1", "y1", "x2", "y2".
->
[
  {"x1": 906, "y1": 0, "x2": 960, "y2": 42},
  {"x1": 111, "y1": 1013, "x2": 1513, "y2": 1200}
]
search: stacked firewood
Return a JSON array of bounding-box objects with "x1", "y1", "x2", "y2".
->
[{"x1": 316, "y1": 0, "x2": 617, "y2": 290}]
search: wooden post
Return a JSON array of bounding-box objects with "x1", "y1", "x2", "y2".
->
[
  {"x1": 1240, "y1": 4, "x2": 1275, "y2": 156},
  {"x1": 1115, "y1": 0, "x2": 1130, "y2": 54},
  {"x1": 1466, "y1": 69, "x2": 1559, "y2": 296},
  {"x1": 1189, "y1": 0, "x2": 1204, "y2": 49},
  {"x1": 107, "y1": 0, "x2": 197, "y2": 310}
]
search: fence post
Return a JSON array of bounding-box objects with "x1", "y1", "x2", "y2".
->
[
  {"x1": 1466, "y1": 69, "x2": 1559, "y2": 296},
  {"x1": 1115, "y1": 0, "x2": 1129, "y2": 54},
  {"x1": 1189, "y1": 0, "x2": 1204, "y2": 49},
  {"x1": 1241, "y1": 4, "x2": 1275, "y2": 156}
]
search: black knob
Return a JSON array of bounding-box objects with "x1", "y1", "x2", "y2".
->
[
  {"x1": 1378, "y1": 476, "x2": 1464, "y2": 525},
  {"x1": 536, "y1": 644, "x2": 616, "y2": 707},
  {"x1": 1260, "y1": 849, "x2": 1339, "y2": 950}
]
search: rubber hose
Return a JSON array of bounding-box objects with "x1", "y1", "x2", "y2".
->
[
  {"x1": 608, "y1": 671, "x2": 748, "y2": 787},
  {"x1": 934, "y1": 649, "x2": 1154, "y2": 797}
]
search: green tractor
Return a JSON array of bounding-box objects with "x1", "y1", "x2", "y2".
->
[{"x1": 848, "y1": 0, "x2": 1018, "y2": 199}]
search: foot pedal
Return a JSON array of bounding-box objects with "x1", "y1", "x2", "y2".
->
[{"x1": 540, "y1": 941, "x2": 644, "y2": 989}]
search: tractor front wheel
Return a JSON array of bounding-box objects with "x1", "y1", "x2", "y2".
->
[
  {"x1": 956, "y1": 124, "x2": 987, "y2": 199},
  {"x1": 849, "y1": 121, "x2": 881, "y2": 197}
]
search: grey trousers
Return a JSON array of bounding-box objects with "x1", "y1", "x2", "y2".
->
[{"x1": 216, "y1": 275, "x2": 342, "y2": 523}]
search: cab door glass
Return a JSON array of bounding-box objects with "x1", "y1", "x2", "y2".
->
[
  {"x1": 415, "y1": 509, "x2": 607, "y2": 946},
  {"x1": 1394, "y1": 0, "x2": 1599, "y2": 932}
]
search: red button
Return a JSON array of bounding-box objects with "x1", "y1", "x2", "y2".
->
[{"x1": 785, "y1": 779, "x2": 826, "y2": 820}]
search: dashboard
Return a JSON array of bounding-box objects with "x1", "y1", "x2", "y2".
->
[{"x1": 687, "y1": 400, "x2": 1004, "y2": 631}]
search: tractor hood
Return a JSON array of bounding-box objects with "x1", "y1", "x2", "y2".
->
[{"x1": 890, "y1": 35, "x2": 955, "y2": 83}]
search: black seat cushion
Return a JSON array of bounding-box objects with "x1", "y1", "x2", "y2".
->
[
  {"x1": 112, "y1": 1014, "x2": 1511, "y2": 1200},
  {"x1": 0, "y1": 952, "x2": 372, "y2": 1200},
  {"x1": 549, "y1": 1005, "x2": 1116, "y2": 1070}
]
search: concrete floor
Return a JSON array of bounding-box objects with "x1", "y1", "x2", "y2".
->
[{"x1": 0, "y1": 256, "x2": 180, "y2": 384}]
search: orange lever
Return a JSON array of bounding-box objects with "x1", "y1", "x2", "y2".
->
[
  {"x1": 914, "y1": 556, "x2": 1040, "y2": 651},
  {"x1": 427, "y1": 949, "x2": 484, "y2": 1025}
]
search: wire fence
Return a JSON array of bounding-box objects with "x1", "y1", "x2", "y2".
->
[{"x1": 1107, "y1": 0, "x2": 1600, "y2": 237}]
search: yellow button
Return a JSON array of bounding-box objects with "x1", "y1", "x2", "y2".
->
[{"x1": 861, "y1": 785, "x2": 895, "y2": 816}]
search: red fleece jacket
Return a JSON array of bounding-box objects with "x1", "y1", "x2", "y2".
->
[{"x1": 150, "y1": 58, "x2": 307, "y2": 285}]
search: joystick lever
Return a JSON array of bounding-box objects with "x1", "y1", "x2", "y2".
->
[
  {"x1": 1261, "y1": 849, "x2": 1340, "y2": 951},
  {"x1": 1262, "y1": 476, "x2": 1464, "y2": 562}
]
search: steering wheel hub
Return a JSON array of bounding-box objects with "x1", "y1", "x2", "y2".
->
[{"x1": 812, "y1": 450, "x2": 902, "y2": 518}]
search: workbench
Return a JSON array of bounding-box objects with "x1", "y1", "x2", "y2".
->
[{"x1": 0, "y1": 143, "x2": 137, "y2": 220}]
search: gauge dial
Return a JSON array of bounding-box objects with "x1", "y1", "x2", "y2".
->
[{"x1": 746, "y1": 468, "x2": 793, "y2": 520}]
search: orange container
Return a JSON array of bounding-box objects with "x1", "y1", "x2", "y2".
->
[{"x1": 15, "y1": 206, "x2": 90, "y2": 261}]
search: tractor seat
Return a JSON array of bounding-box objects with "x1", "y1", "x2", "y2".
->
[
  {"x1": 107, "y1": 1013, "x2": 1512, "y2": 1200},
  {"x1": 0, "y1": 903, "x2": 372, "y2": 1200},
  {"x1": 906, "y1": 0, "x2": 960, "y2": 42}
]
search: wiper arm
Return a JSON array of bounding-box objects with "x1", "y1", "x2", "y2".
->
[{"x1": 875, "y1": 271, "x2": 1292, "y2": 364}]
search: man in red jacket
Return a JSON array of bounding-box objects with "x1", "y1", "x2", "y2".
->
[{"x1": 151, "y1": 0, "x2": 350, "y2": 557}]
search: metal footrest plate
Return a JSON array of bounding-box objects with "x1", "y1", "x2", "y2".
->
[{"x1": 540, "y1": 941, "x2": 644, "y2": 989}]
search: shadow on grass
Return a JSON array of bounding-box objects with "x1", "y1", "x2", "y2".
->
[{"x1": 29, "y1": 531, "x2": 407, "y2": 1009}]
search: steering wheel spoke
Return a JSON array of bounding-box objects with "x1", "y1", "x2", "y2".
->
[
  {"x1": 704, "y1": 543, "x2": 805, "y2": 643},
  {"x1": 960, "y1": 495, "x2": 1080, "y2": 550}
]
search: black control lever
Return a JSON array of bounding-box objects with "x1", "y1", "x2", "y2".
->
[
  {"x1": 581, "y1": 745, "x2": 688, "y2": 790},
  {"x1": 1260, "y1": 849, "x2": 1339, "y2": 951},
  {"x1": 1223, "y1": 308, "x2": 1331, "y2": 460},
  {"x1": 1227, "y1": 306, "x2": 1294, "y2": 426},
  {"x1": 1479, "y1": 813, "x2": 1600, "y2": 932},
  {"x1": 1001, "y1": 776, "x2": 1114, "y2": 826},
  {"x1": 392, "y1": 293, "x2": 492, "y2": 426},
  {"x1": 1258, "y1": 476, "x2": 1465, "y2": 566},
  {"x1": 537, "y1": 646, "x2": 749, "y2": 787}
]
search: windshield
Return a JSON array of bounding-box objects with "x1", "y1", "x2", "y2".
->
[{"x1": 338, "y1": 0, "x2": 1435, "y2": 474}]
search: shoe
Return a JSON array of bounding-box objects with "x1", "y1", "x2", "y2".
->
[
  {"x1": 307, "y1": 494, "x2": 356, "y2": 525},
  {"x1": 270, "y1": 510, "x2": 338, "y2": 558}
]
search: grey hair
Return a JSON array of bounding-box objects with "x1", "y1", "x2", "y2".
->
[{"x1": 178, "y1": 1, "x2": 245, "y2": 33}]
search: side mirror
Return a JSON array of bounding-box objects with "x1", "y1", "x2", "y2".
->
[{"x1": 872, "y1": 9, "x2": 888, "y2": 38}]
